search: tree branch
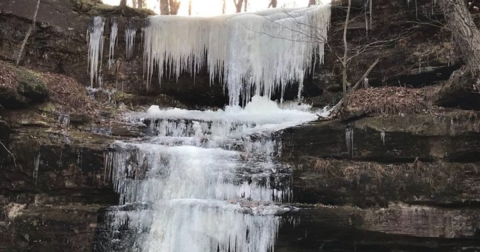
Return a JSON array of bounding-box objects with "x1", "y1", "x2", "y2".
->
[
  {"x1": 16, "y1": 0, "x2": 41, "y2": 66},
  {"x1": 325, "y1": 58, "x2": 380, "y2": 119},
  {"x1": 0, "y1": 140, "x2": 17, "y2": 167},
  {"x1": 342, "y1": 0, "x2": 352, "y2": 96}
]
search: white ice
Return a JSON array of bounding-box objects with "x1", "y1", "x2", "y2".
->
[
  {"x1": 105, "y1": 96, "x2": 319, "y2": 252},
  {"x1": 143, "y1": 5, "x2": 331, "y2": 104},
  {"x1": 87, "y1": 16, "x2": 105, "y2": 87}
]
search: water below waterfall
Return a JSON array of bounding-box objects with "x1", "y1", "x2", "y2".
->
[{"x1": 95, "y1": 96, "x2": 325, "y2": 252}]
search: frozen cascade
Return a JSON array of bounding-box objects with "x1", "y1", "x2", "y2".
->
[
  {"x1": 126, "y1": 19, "x2": 137, "y2": 60},
  {"x1": 108, "y1": 18, "x2": 118, "y2": 69},
  {"x1": 143, "y1": 5, "x2": 331, "y2": 105},
  {"x1": 97, "y1": 96, "x2": 321, "y2": 252},
  {"x1": 87, "y1": 16, "x2": 105, "y2": 87}
]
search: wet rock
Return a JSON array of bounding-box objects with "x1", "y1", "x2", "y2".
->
[
  {"x1": 0, "y1": 86, "x2": 30, "y2": 109},
  {"x1": 70, "y1": 113, "x2": 91, "y2": 126},
  {"x1": 276, "y1": 203, "x2": 480, "y2": 252}
]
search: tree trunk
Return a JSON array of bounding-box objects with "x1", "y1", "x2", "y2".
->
[
  {"x1": 131, "y1": 0, "x2": 137, "y2": 8},
  {"x1": 169, "y1": 0, "x2": 181, "y2": 15},
  {"x1": 308, "y1": 0, "x2": 316, "y2": 6},
  {"x1": 188, "y1": 0, "x2": 192, "y2": 15},
  {"x1": 233, "y1": 0, "x2": 243, "y2": 12},
  {"x1": 223, "y1": 0, "x2": 226, "y2": 14},
  {"x1": 120, "y1": 0, "x2": 127, "y2": 8},
  {"x1": 244, "y1": 0, "x2": 248, "y2": 12},
  {"x1": 268, "y1": 0, "x2": 277, "y2": 8},
  {"x1": 342, "y1": 0, "x2": 351, "y2": 97},
  {"x1": 439, "y1": 0, "x2": 480, "y2": 75},
  {"x1": 160, "y1": 0, "x2": 170, "y2": 15},
  {"x1": 138, "y1": 0, "x2": 143, "y2": 9}
]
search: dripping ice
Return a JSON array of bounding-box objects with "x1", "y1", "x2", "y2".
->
[
  {"x1": 143, "y1": 5, "x2": 331, "y2": 105},
  {"x1": 108, "y1": 18, "x2": 118, "y2": 69},
  {"x1": 87, "y1": 16, "x2": 105, "y2": 87},
  {"x1": 100, "y1": 96, "x2": 323, "y2": 252},
  {"x1": 125, "y1": 19, "x2": 137, "y2": 60}
]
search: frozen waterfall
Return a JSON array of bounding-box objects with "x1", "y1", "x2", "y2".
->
[
  {"x1": 108, "y1": 18, "x2": 118, "y2": 69},
  {"x1": 95, "y1": 97, "x2": 320, "y2": 252},
  {"x1": 87, "y1": 16, "x2": 105, "y2": 87},
  {"x1": 86, "y1": 5, "x2": 331, "y2": 103},
  {"x1": 143, "y1": 5, "x2": 331, "y2": 105}
]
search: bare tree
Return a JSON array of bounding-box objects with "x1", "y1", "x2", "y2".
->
[
  {"x1": 160, "y1": 0, "x2": 170, "y2": 15},
  {"x1": 16, "y1": 0, "x2": 41, "y2": 65},
  {"x1": 268, "y1": 0, "x2": 277, "y2": 8},
  {"x1": 223, "y1": 0, "x2": 226, "y2": 14},
  {"x1": 120, "y1": 0, "x2": 127, "y2": 9},
  {"x1": 233, "y1": 0, "x2": 244, "y2": 12},
  {"x1": 138, "y1": 0, "x2": 144, "y2": 9},
  {"x1": 342, "y1": 0, "x2": 351, "y2": 96},
  {"x1": 188, "y1": 0, "x2": 192, "y2": 15},
  {"x1": 244, "y1": 0, "x2": 248, "y2": 12},
  {"x1": 438, "y1": 0, "x2": 480, "y2": 75},
  {"x1": 308, "y1": 0, "x2": 315, "y2": 6},
  {"x1": 169, "y1": 0, "x2": 181, "y2": 15},
  {"x1": 131, "y1": 0, "x2": 137, "y2": 8}
]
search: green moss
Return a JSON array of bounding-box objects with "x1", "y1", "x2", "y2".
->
[{"x1": 15, "y1": 68, "x2": 48, "y2": 103}]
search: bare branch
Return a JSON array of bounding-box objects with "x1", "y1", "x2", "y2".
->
[
  {"x1": 16, "y1": 0, "x2": 41, "y2": 66},
  {"x1": 327, "y1": 58, "x2": 380, "y2": 118},
  {"x1": 0, "y1": 140, "x2": 17, "y2": 167}
]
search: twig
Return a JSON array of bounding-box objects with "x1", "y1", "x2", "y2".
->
[
  {"x1": 327, "y1": 58, "x2": 380, "y2": 118},
  {"x1": 0, "y1": 140, "x2": 17, "y2": 167},
  {"x1": 16, "y1": 0, "x2": 41, "y2": 66}
]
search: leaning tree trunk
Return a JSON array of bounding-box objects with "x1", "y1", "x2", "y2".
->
[
  {"x1": 160, "y1": 0, "x2": 170, "y2": 15},
  {"x1": 439, "y1": 0, "x2": 480, "y2": 75},
  {"x1": 430, "y1": 0, "x2": 480, "y2": 109},
  {"x1": 169, "y1": 0, "x2": 181, "y2": 15},
  {"x1": 233, "y1": 0, "x2": 243, "y2": 13},
  {"x1": 120, "y1": 0, "x2": 127, "y2": 8}
]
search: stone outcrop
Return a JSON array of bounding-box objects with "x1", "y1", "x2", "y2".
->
[{"x1": 280, "y1": 110, "x2": 480, "y2": 250}]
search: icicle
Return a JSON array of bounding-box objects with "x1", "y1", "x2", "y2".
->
[
  {"x1": 345, "y1": 125, "x2": 354, "y2": 157},
  {"x1": 125, "y1": 19, "x2": 137, "y2": 60},
  {"x1": 364, "y1": 77, "x2": 369, "y2": 88},
  {"x1": 33, "y1": 152, "x2": 40, "y2": 185},
  {"x1": 380, "y1": 128, "x2": 385, "y2": 146},
  {"x1": 87, "y1": 16, "x2": 105, "y2": 87},
  {"x1": 143, "y1": 5, "x2": 331, "y2": 105},
  {"x1": 108, "y1": 17, "x2": 118, "y2": 69}
]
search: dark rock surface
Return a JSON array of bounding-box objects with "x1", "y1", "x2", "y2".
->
[{"x1": 280, "y1": 110, "x2": 480, "y2": 250}]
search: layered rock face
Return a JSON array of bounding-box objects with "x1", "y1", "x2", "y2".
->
[{"x1": 280, "y1": 112, "x2": 480, "y2": 251}]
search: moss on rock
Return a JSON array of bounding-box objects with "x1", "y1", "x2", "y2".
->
[{"x1": 15, "y1": 68, "x2": 48, "y2": 103}]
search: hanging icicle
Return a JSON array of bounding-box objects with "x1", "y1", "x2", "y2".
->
[
  {"x1": 143, "y1": 5, "x2": 331, "y2": 105},
  {"x1": 125, "y1": 19, "x2": 137, "y2": 60},
  {"x1": 87, "y1": 16, "x2": 105, "y2": 87},
  {"x1": 108, "y1": 17, "x2": 118, "y2": 69}
]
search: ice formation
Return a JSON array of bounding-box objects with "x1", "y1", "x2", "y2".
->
[
  {"x1": 125, "y1": 19, "x2": 137, "y2": 60},
  {"x1": 87, "y1": 16, "x2": 105, "y2": 87},
  {"x1": 108, "y1": 18, "x2": 118, "y2": 69},
  {"x1": 143, "y1": 5, "x2": 331, "y2": 104},
  {"x1": 100, "y1": 96, "x2": 319, "y2": 252}
]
